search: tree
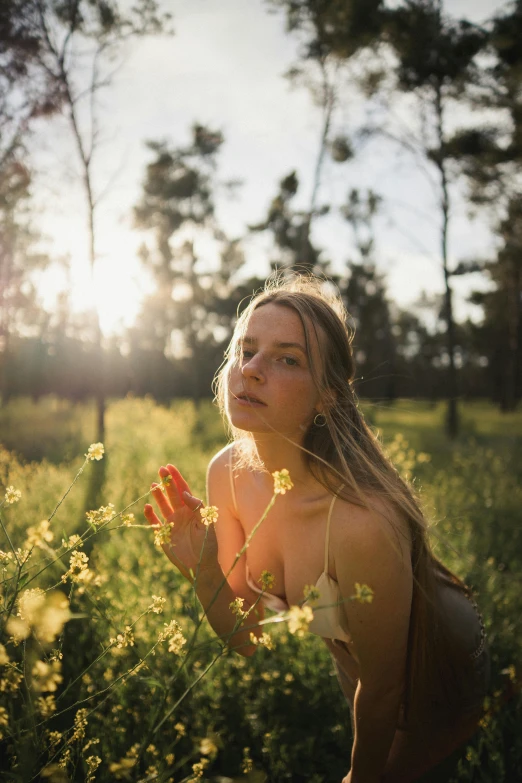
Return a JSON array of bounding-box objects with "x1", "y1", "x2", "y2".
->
[
  {"x1": 265, "y1": 0, "x2": 389, "y2": 273},
  {"x1": 0, "y1": 0, "x2": 60, "y2": 167},
  {"x1": 4, "y1": 0, "x2": 170, "y2": 440},
  {"x1": 0, "y1": 160, "x2": 50, "y2": 404},
  {"x1": 134, "y1": 125, "x2": 247, "y2": 402},
  {"x1": 338, "y1": 188, "x2": 398, "y2": 400},
  {"x1": 248, "y1": 170, "x2": 329, "y2": 274},
  {"x1": 367, "y1": 0, "x2": 486, "y2": 437},
  {"x1": 469, "y1": 199, "x2": 522, "y2": 410},
  {"x1": 446, "y1": 0, "x2": 522, "y2": 410}
]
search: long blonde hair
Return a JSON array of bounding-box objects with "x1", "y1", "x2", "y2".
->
[{"x1": 213, "y1": 272, "x2": 475, "y2": 721}]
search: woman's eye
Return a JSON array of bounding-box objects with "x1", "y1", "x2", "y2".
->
[
  {"x1": 242, "y1": 350, "x2": 254, "y2": 359},
  {"x1": 282, "y1": 356, "x2": 298, "y2": 367}
]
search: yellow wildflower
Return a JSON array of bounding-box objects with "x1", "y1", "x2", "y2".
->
[
  {"x1": 12, "y1": 589, "x2": 70, "y2": 646},
  {"x1": 71, "y1": 708, "x2": 88, "y2": 742},
  {"x1": 61, "y1": 550, "x2": 89, "y2": 583},
  {"x1": 86, "y1": 503, "x2": 115, "y2": 528},
  {"x1": 148, "y1": 595, "x2": 166, "y2": 614},
  {"x1": 242, "y1": 747, "x2": 253, "y2": 774},
  {"x1": 159, "y1": 474, "x2": 172, "y2": 489},
  {"x1": 260, "y1": 570, "x2": 275, "y2": 590},
  {"x1": 61, "y1": 534, "x2": 83, "y2": 550},
  {"x1": 86, "y1": 755, "x2": 101, "y2": 782},
  {"x1": 18, "y1": 588, "x2": 45, "y2": 623},
  {"x1": 158, "y1": 620, "x2": 186, "y2": 654},
  {"x1": 200, "y1": 505, "x2": 219, "y2": 526},
  {"x1": 32, "y1": 660, "x2": 63, "y2": 693},
  {"x1": 354, "y1": 582, "x2": 374, "y2": 604},
  {"x1": 174, "y1": 722, "x2": 186, "y2": 736},
  {"x1": 85, "y1": 442, "x2": 104, "y2": 461},
  {"x1": 249, "y1": 632, "x2": 275, "y2": 650},
  {"x1": 287, "y1": 605, "x2": 314, "y2": 637},
  {"x1": 26, "y1": 519, "x2": 53, "y2": 548},
  {"x1": 6, "y1": 616, "x2": 30, "y2": 642},
  {"x1": 19, "y1": 590, "x2": 71, "y2": 644},
  {"x1": 110, "y1": 626, "x2": 135, "y2": 649},
  {"x1": 190, "y1": 758, "x2": 209, "y2": 780},
  {"x1": 152, "y1": 521, "x2": 173, "y2": 547},
  {"x1": 229, "y1": 597, "x2": 246, "y2": 617},
  {"x1": 0, "y1": 644, "x2": 9, "y2": 665},
  {"x1": 303, "y1": 584, "x2": 320, "y2": 602},
  {"x1": 109, "y1": 758, "x2": 136, "y2": 779},
  {"x1": 59, "y1": 747, "x2": 72, "y2": 769},
  {"x1": 4, "y1": 486, "x2": 21, "y2": 504},
  {"x1": 36, "y1": 695, "x2": 57, "y2": 717},
  {"x1": 121, "y1": 513, "x2": 135, "y2": 526},
  {"x1": 0, "y1": 705, "x2": 8, "y2": 737},
  {"x1": 0, "y1": 664, "x2": 23, "y2": 692},
  {"x1": 47, "y1": 730, "x2": 63, "y2": 749},
  {"x1": 199, "y1": 737, "x2": 218, "y2": 756},
  {"x1": 14, "y1": 547, "x2": 32, "y2": 565},
  {"x1": 272, "y1": 469, "x2": 293, "y2": 495}
]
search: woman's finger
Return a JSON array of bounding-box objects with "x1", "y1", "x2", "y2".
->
[
  {"x1": 159, "y1": 465, "x2": 184, "y2": 510},
  {"x1": 150, "y1": 483, "x2": 174, "y2": 520},
  {"x1": 144, "y1": 504, "x2": 162, "y2": 528},
  {"x1": 166, "y1": 464, "x2": 191, "y2": 499},
  {"x1": 182, "y1": 492, "x2": 204, "y2": 514}
]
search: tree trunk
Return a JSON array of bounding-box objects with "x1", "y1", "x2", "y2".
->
[
  {"x1": 501, "y1": 254, "x2": 520, "y2": 412},
  {"x1": 298, "y1": 58, "x2": 336, "y2": 272},
  {"x1": 435, "y1": 82, "x2": 459, "y2": 439},
  {"x1": 88, "y1": 199, "x2": 105, "y2": 444}
]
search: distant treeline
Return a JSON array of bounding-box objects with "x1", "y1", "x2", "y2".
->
[{"x1": 4, "y1": 263, "x2": 515, "y2": 405}]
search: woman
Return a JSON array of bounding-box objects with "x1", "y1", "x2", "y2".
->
[{"x1": 144, "y1": 274, "x2": 490, "y2": 783}]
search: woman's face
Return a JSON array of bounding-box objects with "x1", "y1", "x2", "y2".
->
[{"x1": 227, "y1": 302, "x2": 323, "y2": 437}]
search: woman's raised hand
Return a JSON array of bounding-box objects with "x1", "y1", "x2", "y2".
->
[{"x1": 144, "y1": 464, "x2": 219, "y2": 582}]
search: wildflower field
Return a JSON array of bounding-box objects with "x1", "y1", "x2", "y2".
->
[{"x1": 0, "y1": 396, "x2": 521, "y2": 783}]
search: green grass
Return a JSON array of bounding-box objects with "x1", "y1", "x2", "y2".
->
[{"x1": 0, "y1": 395, "x2": 520, "y2": 782}]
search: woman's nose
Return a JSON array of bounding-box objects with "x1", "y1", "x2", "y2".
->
[{"x1": 241, "y1": 354, "x2": 264, "y2": 380}]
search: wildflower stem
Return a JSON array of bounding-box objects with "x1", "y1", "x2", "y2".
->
[
  {"x1": 47, "y1": 458, "x2": 89, "y2": 525},
  {"x1": 0, "y1": 509, "x2": 21, "y2": 566},
  {"x1": 189, "y1": 494, "x2": 277, "y2": 645},
  {"x1": 56, "y1": 609, "x2": 149, "y2": 703},
  {"x1": 152, "y1": 646, "x2": 226, "y2": 735},
  {"x1": 22, "y1": 492, "x2": 151, "y2": 589}
]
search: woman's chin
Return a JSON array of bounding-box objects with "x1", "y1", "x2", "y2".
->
[{"x1": 229, "y1": 415, "x2": 270, "y2": 433}]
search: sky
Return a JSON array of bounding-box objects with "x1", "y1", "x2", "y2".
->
[{"x1": 32, "y1": 0, "x2": 509, "y2": 336}]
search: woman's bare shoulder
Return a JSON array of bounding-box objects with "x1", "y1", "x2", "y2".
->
[
  {"x1": 331, "y1": 491, "x2": 412, "y2": 567},
  {"x1": 208, "y1": 442, "x2": 235, "y2": 471}
]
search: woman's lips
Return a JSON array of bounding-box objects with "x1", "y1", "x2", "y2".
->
[{"x1": 232, "y1": 394, "x2": 267, "y2": 407}]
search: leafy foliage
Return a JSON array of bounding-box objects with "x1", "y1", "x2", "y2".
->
[{"x1": 0, "y1": 397, "x2": 520, "y2": 780}]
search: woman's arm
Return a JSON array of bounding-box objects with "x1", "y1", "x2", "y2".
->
[
  {"x1": 195, "y1": 447, "x2": 266, "y2": 656},
  {"x1": 145, "y1": 449, "x2": 265, "y2": 656},
  {"x1": 334, "y1": 501, "x2": 412, "y2": 783}
]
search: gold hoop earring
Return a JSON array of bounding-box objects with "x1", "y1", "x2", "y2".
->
[{"x1": 313, "y1": 412, "x2": 327, "y2": 427}]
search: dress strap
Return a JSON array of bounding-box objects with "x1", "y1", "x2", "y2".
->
[
  {"x1": 324, "y1": 484, "x2": 345, "y2": 573},
  {"x1": 228, "y1": 443, "x2": 239, "y2": 517}
]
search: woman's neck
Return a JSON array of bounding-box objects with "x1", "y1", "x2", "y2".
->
[{"x1": 248, "y1": 432, "x2": 325, "y2": 496}]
